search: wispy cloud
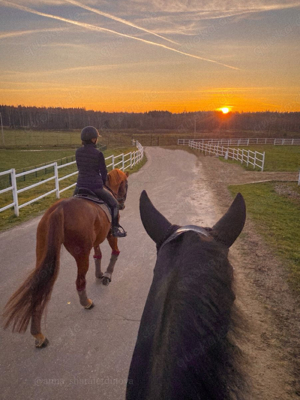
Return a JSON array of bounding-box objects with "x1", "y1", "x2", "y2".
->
[
  {"x1": 129, "y1": 0, "x2": 300, "y2": 14},
  {"x1": 65, "y1": 0, "x2": 178, "y2": 45},
  {"x1": 1, "y1": 64, "x2": 122, "y2": 78},
  {"x1": 126, "y1": 0, "x2": 300, "y2": 35},
  {"x1": 0, "y1": 0, "x2": 239, "y2": 70}
]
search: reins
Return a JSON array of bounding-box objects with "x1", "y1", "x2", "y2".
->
[{"x1": 104, "y1": 181, "x2": 128, "y2": 206}]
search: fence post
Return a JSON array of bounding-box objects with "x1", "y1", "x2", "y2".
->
[
  {"x1": 112, "y1": 155, "x2": 115, "y2": 169},
  {"x1": 54, "y1": 162, "x2": 60, "y2": 198},
  {"x1": 130, "y1": 152, "x2": 133, "y2": 169},
  {"x1": 261, "y1": 152, "x2": 265, "y2": 172},
  {"x1": 253, "y1": 152, "x2": 257, "y2": 169},
  {"x1": 11, "y1": 168, "x2": 19, "y2": 217},
  {"x1": 122, "y1": 153, "x2": 125, "y2": 171}
]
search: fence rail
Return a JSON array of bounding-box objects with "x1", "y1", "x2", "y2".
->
[
  {"x1": 178, "y1": 137, "x2": 300, "y2": 146},
  {"x1": 0, "y1": 141, "x2": 144, "y2": 216},
  {"x1": 188, "y1": 140, "x2": 265, "y2": 171}
]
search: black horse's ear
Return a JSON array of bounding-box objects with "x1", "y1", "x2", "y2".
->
[
  {"x1": 212, "y1": 193, "x2": 246, "y2": 248},
  {"x1": 139, "y1": 190, "x2": 172, "y2": 245}
]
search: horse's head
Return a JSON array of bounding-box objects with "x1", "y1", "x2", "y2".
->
[
  {"x1": 126, "y1": 191, "x2": 247, "y2": 400},
  {"x1": 106, "y1": 169, "x2": 129, "y2": 210}
]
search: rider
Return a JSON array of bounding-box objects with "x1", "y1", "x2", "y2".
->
[{"x1": 74, "y1": 126, "x2": 127, "y2": 238}]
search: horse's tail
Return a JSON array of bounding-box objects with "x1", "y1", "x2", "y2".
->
[{"x1": 3, "y1": 206, "x2": 64, "y2": 333}]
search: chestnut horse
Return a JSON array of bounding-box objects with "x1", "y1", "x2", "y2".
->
[
  {"x1": 127, "y1": 191, "x2": 247, "y2": 400},
  {"x1": 3, "y1": 169, "x2": 129, "y2": 348}
]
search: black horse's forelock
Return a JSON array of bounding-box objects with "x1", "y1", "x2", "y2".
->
[{"x1": 128, "y1": 231, "x2": 247, "y2": 400}]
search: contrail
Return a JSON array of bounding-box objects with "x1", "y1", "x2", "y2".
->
[
  {"x1": 0, "y1": 0, "x2": 239, "y2": 70},
  {"x1": 0, "y1": 27, "x2": 67, "y2": 40},
  {"x1": 66, "y1": 0, "x2": 179, "y2": 45}
]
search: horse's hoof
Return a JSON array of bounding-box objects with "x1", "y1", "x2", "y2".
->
[
  {"x1": 84, "y1": 300, "x2": 94, "y2": 309},
  {"x1": 35, "y1": 337, "x2": 49, "y2": 349},
  {"x1": 102, "y1": 277, "x2": 111, "y2": 286}
]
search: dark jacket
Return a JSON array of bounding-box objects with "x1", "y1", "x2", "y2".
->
[{"x1": 75, "y1": 144, "x2": 107, "y2": 190}]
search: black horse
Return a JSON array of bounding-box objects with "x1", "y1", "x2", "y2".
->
[{"x1": 126, "y1": 190, "x2": 247, "y2": 400}]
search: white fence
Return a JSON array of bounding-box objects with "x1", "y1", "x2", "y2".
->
[
  {"x1": 178, "y1": 137, "x2": 300, "y2": 146},
  {"x1": 188, "y1": 140, "x2": 265, "y2": 171},
  {"x1": 0, "y1": 141, "x2": 144, "y2": 216}
]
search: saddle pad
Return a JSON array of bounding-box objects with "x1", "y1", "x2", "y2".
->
[
  {"x1": 98, "y1": 203, "x2": 112, "y2": 223},
  {"x1": 74, "y1": 195, "x2": 112, "y2": 223}
]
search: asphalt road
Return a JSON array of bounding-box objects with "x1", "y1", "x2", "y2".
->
[{"x1": 0, "y1": 147, "x2": 219, "y2": 400}]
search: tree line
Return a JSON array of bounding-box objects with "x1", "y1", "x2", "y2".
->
[{"x1": 1, "y1": 105, "x2": 300, "y2": 133}]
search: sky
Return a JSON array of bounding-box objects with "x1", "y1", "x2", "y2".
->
[{"x1": 0, "y1": 0, "x2": 300, "y2": 113}]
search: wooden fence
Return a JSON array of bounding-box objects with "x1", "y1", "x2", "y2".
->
[
  {"x1": 188, "y1": 140, "x2": 265, "y2": 171},
  {"x1": 0, "y1": 141, "x2": 144, "y2": 216},
  {"x1": 178, "y1": 137, "x2": 300, "y2": 146}
]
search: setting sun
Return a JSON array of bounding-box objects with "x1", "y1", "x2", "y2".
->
[{"x1": 220, "y1": 107, "x2": 230, "y2": 114}]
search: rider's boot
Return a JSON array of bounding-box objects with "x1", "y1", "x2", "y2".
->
[{"x1": 111, "y1": 207, "x2": 127, "y2": 238}]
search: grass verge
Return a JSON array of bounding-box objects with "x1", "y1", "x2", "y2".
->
[{"x1": 229, "y1": 182, "x2": 300, "y2": 292}]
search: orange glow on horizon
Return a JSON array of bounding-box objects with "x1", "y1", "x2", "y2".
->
[{"x1": 216, "y1": 107, "x2": 231, "y2": 114}]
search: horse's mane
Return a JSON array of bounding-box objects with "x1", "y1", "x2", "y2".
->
[
  {"x1": 144, "y1": 231, "x2": 248, "y2": 400},
  {"x1": 108, "y1": 169, "x2": 127, "y2": 187}
]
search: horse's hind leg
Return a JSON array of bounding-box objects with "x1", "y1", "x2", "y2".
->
[
  {"x1": 31, "y1": 306, "x2": 49, "y2": 348},
  {"x1": 93, "y1": 245, "x2": 103, "y2": 279},
  {"x1": 75, "y1": 254, "x2": 94, "y2": 309},
  {"x1": 102, "y1": 235, "x2": 120, "y2": 286}
]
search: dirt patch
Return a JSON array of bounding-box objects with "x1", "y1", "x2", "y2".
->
[{"x1": 197, "y1": 154, "x2": 300, "y2": 399}]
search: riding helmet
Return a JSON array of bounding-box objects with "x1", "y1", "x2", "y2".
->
[{"x1": 80, "y1": 126, "x2": 100, "y2": 141}]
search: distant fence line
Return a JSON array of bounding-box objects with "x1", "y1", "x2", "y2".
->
[
  {"x1": 0, "y1": 141, "x2": 143, "y2": 216},
  {"x1": 178, "y1": 137, "x2": 300, "y2": 146},
  {"x1": 187, "y1": 140, "x2": 265, "y2": 171}
]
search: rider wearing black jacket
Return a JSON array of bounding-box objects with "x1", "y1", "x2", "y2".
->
[{"x1": 74, "y1": 126, "x2": 126, "y2": 238}]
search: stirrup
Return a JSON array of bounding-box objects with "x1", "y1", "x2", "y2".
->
[{"x1": 112, "y1": 225, "x2": 127, "y2": 238}]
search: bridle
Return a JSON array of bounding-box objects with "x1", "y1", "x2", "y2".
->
[{"x1": 159, "y1": 225, "x2": 211, "y2": 252}]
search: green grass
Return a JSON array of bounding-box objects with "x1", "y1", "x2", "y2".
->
[
  {"x1": 246, "y1": 145, "x2": 300, "y2": 172},
  {"x1": 0, "y1": 149, "x2": 77, "y2": 172},
  {"x1": 229, "y1": 182, "x2": 300, "y2": 292},
  {"x1": 1, "y1": 129, "x2": 81, "y2": 148},
  {"x1": 0, "y1": 146, "x2": 145, "y2": 231}
]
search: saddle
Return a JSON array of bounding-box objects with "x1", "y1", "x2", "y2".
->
[
  {"x1": 74, "y1": 188, "x2": 112, "y2": 223},
  {"x1": 74, "y1": 188, "x2": 105, "y2": 205}
]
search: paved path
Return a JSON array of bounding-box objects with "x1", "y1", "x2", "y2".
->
[{"x1": 0, "y1": 147, "x2": 219, "y2": 400}]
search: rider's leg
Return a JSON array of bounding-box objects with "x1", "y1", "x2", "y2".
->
[{"x1": 93, "y1": 188, "x2": 127, "y2": 237}]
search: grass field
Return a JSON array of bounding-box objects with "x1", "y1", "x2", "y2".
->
[
  {"x1": 2, "y1": 128, "x2": 300, "y2": 150},
  {"x1": 230, "y1": 182, "x2": 300, "y2": 292},
  {"x1": 1, "y1": 129, "x2": 81, "y2": 148},
  {"x1": 0, "y1": 149, "x2": 76, "y2": 172},
  {"x1": 246, "y1": 145, "x2": 300, "y2": 172}
]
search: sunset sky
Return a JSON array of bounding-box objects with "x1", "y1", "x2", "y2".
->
[{"x1": 0, "y1": 0, "x2": 300, "y2": 113}]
